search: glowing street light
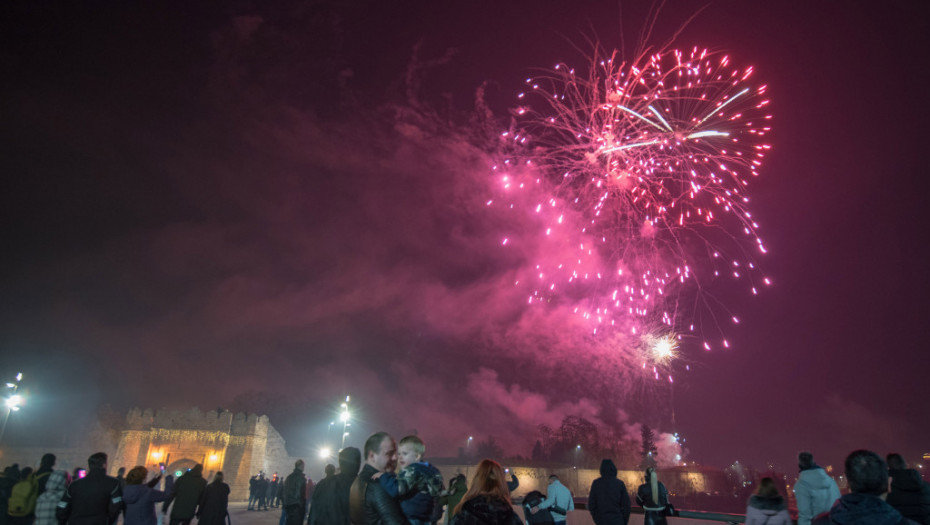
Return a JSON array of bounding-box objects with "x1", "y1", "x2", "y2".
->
[
  {"x1": 319, "y1": 447, "x2": 332, "y2": 459},
  {"x1": 339, "y1": 396, "x2": 351, "y2": 448},
  {"x1": 0, "y1": 372, "x2": 24, "y2": 445},
  {"x1": 5, "y1": 395, "x2": 22, "y2": 411}
]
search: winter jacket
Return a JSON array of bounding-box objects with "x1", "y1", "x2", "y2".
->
[
  {"x1": 589, "y1": 460, "x2": 631, "y2": 525},
  {"x1": 308, "y1": 454, "x2": 360, "y2": 525},
  {"x1": 35, "y1": 467, "x2": 55, "y2": 497},
  {"x1": 522, "y1": 491, "x2": 554, "y2": 524},
  {"x1": 162, "y1": 471, "x2": 205, "y2": 520},
  {"x1": 795, "y1": 468, "x2": 842, "y2": 525},
  {"x1": 745, "y1": 495, "x2": 791, "y2": 525},
  {"x1": 450, "y1": 496, "x2": 522, "y2": 525},
  {"x1": 379, "y1": 462, "x2": 444, "y2": 521},
  {"x1": 439, "y1": 476, "x2": 467, "y2": 525},
  {"x1": 506, "y1": 474, "x2": 519, "y2": 493},
  {"x1": 282, "y1": 469, "x2": 307, "y2": 508},
  {"x1": 811, "y1": 493, "x2": 916, "y2": 525},
  {"x1": 538, "y1": 480, "x2": 574, "y2": 522},
  {"x1": 123, "y1": 484, "x2": 168, "y2": 525},
  {"x1": 0, "y1": 468, "x2": 20, "y2": 525},
  {"x1": 887, "y1": 469, "x2": 930, "y2": 525},
  {"x1": 196, "y1": 481, "x2": 229, "y2": 525},
  {"x1": 349, "y1": 464, "x2": 409, "y2": 525},
  {"x1": 56, "y1": 467, "x2": 123, "y2": 525},
  {"x1": 636, "y1": 481, "x2": 669, "y2": 525},
  {"x1": 35, "y1": 472, "x2": 68, "y2": 525}
]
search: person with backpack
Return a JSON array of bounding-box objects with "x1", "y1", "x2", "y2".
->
[
  {"x1": 9, "y1": 466, "x2": 48, "y2": 525},
  {"x1": 56, "y1": 452, "x2": 123, "y2": 525},
  {"x1": 1, "y1": 466, "x2": 21, "y2": 525},
  {"x1": 35, "y1": 456, "x2": 56, "y2": 497}
]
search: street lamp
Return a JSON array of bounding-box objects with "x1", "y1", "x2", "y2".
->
[
  {"x1": 339, "y1": 396, "x2": 351, "y2": 448},
  {"x1": 0, "y1": 372, "x2": 24, "y2": 445}
]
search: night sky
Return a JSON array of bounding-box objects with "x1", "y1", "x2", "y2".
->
[{"x1": 2, "y1": 1, "x2": 929, "y2": 473}]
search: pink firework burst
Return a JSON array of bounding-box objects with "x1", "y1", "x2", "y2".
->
[{"x1": 493, "y1": 45, "x2": 773, "y2": 358}]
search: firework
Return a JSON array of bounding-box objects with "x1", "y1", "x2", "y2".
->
[{"x1": 493, "y1": 45, "x2": 772, "y2": 362}]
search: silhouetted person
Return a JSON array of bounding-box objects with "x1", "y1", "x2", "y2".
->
[
  {"x1": 589, "y1": 459, "x2": 631, "y2": 525},
  {"x1": 36, "y1": 455, "x2": 56, "y2": 496},
  {"x1": 196, "y1": 472, "x2": 229, "y2": 525},
  {"x1": 636, "y1": 467, "x2": 669, "y2": 525},
  {"x1": 162, "y1": 465, "x2": 206, "y2": 525},
  {"x1": 813, "y1": 450, "x2": 918, "y2": 525},
  {"x1": 56, "y1": 452, "x2": 122, "y2": 525},
  {"x1": 282, "y1": 461, "x2": 307, "y2": 525},
  {"x1": 308, "y1": 447, "x2": 361, "y2": 525},
  {"x1": 248, "y1": 476, "x2": 258, "y2": 510},
  {"x1": 0, "y1": 466, "x2": 21, "y2": 525},
  {"x1": 522, "y1": 491, "x2": 554, "y2": 524},
  {"x1": 886, "y1": 454, "x2": 930, "y2": 525}
]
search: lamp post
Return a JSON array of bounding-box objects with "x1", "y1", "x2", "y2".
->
[
  {"x1": 339, "y1": 396, "x2": 351, "y2": 448},
  {"x1": 0, "y1": 372, "x2": 24, "y2": 445}
]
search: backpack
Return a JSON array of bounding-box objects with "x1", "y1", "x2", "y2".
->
[{"x1": 8, "y1": 471, "x2": 47, "y2": 517}]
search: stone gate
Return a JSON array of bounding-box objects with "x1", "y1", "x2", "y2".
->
[{"x1": 112, "y1": 408, "x2": 297, "y2": 501}]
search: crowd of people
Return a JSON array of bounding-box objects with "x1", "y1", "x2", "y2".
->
[{"x1": 1, "y1": 443, "x2": 928, "y2": 525}]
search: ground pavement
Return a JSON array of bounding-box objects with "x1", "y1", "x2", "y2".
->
[{"x1": 228, "y1": 502, "x2": 285, "y2": 525}]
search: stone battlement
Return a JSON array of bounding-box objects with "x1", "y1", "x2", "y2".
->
[{"x1": 125, "y1": 407, "x2": 269, "y2": 435}]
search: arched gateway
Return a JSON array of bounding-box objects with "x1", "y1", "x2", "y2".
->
[{"x1": 112, "y1": 408, "x2": 298, "y2": 501}]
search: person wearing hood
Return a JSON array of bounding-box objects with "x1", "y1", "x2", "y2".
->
[
  {"x1": 795, "y1": 451, "x2": 842, "y2": 525},
  {"x1": 308, "y1": 447, "x2": 361, "y2": 525},
  {"x1": 745, "y1": 477, "x2": 790, "y2": 525},
  {"x1": 886, "y1": 454, "x2": 930, "y2": 525},
  {"x1": 589, "y1": 459, "x2": 631, "y2": 525},
  {"x1": 34, "y1": 471, "x2": 68, "y2": 525},
  {"x1": 161, "y1": 465, "x2": 206, "y2": 525},
  {"x1": 813, "y1": 450, "x2": 918, "y2": 525},
  {"x1": 123, "y1": 466, "x2": 167, "y2": 525},
  {"x1": 450, "y1": 459, "x2": 521, "y2": 525},
  {"x1": 196, "y1": 472, "x2": 229, "y2": 525}
]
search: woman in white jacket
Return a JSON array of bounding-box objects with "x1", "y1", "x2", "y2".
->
[{"x1": 745, "y1": 477, "x2": 791, "y2": 525}]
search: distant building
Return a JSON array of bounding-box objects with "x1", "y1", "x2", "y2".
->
[{"x1": 112, "y1": 407, "x2": 297, "y2": 500}]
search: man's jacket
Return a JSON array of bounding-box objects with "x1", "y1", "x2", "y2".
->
[
  {"x1": 349, "y1": 464, "x2": 409, "y2": 525},
  {"x1": 56, "y1": 468, "x2": 122, "y2": 525}
]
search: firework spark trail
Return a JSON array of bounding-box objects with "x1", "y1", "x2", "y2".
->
[{"x1": 491, "y1": 45, "x2": 773, "y2": 376}]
